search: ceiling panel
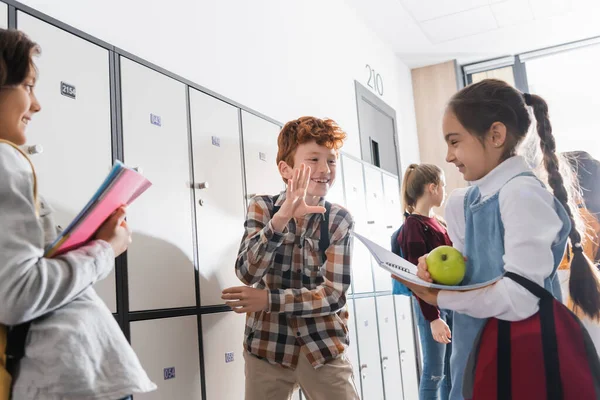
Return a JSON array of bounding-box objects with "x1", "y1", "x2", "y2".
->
[
  {"x1": 491, "y1": 0, "x2": 535, "y2": 27},
  {"x1": 401, "y1": 0, "x2": 489, "y2": 22},
  {"x1": 421, "y1": 6, "x2": 498, "y2": 43}
]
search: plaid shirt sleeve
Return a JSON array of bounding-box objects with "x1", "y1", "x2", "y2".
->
[
  {"x1": 235, "y1": 196, "x2": 287, "y2": 285},
  {"x1": 268, "y1": 209, "x2": 354, "y2": 318}
]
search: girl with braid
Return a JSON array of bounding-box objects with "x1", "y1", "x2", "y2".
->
[{"x1": 402, "y1": 78, "x2": 600, "y2": 399}]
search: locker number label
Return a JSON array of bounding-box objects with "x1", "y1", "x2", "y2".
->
[
  {"x1": 60, "y1": 82, "x2": 76, "y2": 99},
  {"x1": 163, "y1": 367, "x2": 176, "y2": 380},
  {"x1": 211, "y1": 136, "x2": 221, "y2": 147},
  {"x1": 150, "y1": 113, "x2": 162, "y2": 127},
  {"x1": 259, "y1": 152, "x2": 267, "y2": 162},
  {"x1": 225, "y1": 352, "x2": 235, "y2": 363}
]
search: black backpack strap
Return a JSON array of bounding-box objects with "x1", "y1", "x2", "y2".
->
[
  {"x1": 504, "y1": 272, "x2": 563, "y2": 400},
  {"x1": 319, "y1": 201, "x2": 331, "y2": 263},
  {"x1": 271, "y1": 194, "x2": 280, "y2": 217},
  {"x1": 5, "y1": 322, "x2": 31, "y2": 379}
]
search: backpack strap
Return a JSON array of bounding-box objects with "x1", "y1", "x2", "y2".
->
[
  {"x1": 5, "y1": 322, "x2": 31, "y2": 380},
  {"x1": 319, "y1": 202, "x2": 331, "y2": 263},
  {"x1": 504, "y1": 272, "x2": 563, "y2": 400},
  {"x1": 270, "y1": 194, "x2": 330, "y2": 263}
]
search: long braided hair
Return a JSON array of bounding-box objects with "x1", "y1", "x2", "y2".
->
[{"x1": 449, "y1": 79, "x2": 600, "y2": 319}]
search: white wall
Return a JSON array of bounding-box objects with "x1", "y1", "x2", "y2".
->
[{"x1": 18, "y1": 0, "x2": 420, "y2": 169}]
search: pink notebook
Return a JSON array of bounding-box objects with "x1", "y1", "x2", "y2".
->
[{"x1": 45, "y1": 162, "x2": 152, "y2": 258}]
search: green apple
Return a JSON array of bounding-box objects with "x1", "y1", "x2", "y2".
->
[{"x1": 426, "y1": 246, "x2": 466, "y2": 286}]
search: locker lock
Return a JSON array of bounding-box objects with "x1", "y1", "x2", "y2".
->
[
  {"x1": 361, "y1": 364, "x2": 368, "y2": 379},
  {"x1": 198, "y1": 199, "x2": 204, "y2": 206},
  {"x1": 24, "y1": 144, "x2": 43, "y2": 155},
  {"x1": 192, "y1": 182, "x2": 209, "y2": 190}
]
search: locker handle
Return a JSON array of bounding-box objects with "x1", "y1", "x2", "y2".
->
[
  {"x1": 382, "y1": 356, "x2": 389, "y2": 361},
  {"x1": 192, "y1": 182, "x2": 209, "y2": 190},
  {"x1": 360, "y1": 364, "x2": 368, "y2": 369},
  {"x1": 386, "y1": 225, "x2": 393, "y2": 229},
  {"x1": 367, "y1": 221, "x2": 375, "y2": 225}
]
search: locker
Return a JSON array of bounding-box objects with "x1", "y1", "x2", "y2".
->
[
  {"x1": 325, "y1": 161, "x2": 351, "y2": 293},
  {"x1": 241, "y1": 111, "x2": 283, "y2": 200},
  {"x1": 346, "y1": 299, "x2": 363, "y2": 398},
  {"x1": 326, "y1": 174, "x2": 345, "y2": 206},
  {"x1": 292, "y1": 389, "x2": 301, "y2": 400},
  {"x1": 342, "y1": 156, "x2": 374, "y2": 294},
  {"x1": 130, "y1": 316, "x2": 202, "y2": 400},
  {"x1": 354, "y1": 297, "x2": 384, "y2": 400},
  {"x1": 376, "y1": 296, "x2": 404, "y2": 400},
  {"x1": 189, "y1": 89, "x2": 246, "y2": 306},
  {"x1": 201, "y1": 311, "x2": 246, "y2": 400},
  {"x1": 363, "y1": 166, "x2": 392, "y2": 292},
  {"x1": 17, "y1": 13, "x2": 117, "y2": 312},
  {"x1": 120, "y1": 57, "x2": 196, "y2": 311},
  {"x1": 363, "y1": 165, "x2": 385, "y2": 228},
  {"x1": 0, "y1": 2, "x2": 6, "y2": 28},
  {"x1": 394, "y1": 296, "x2": 420, "y2": 399},
  {"x1": 341, "y1": 155, "x2": 368, "y2": 229},
  {"x1": 382, "y1": 173, "x2": 402, "y2": 233}
]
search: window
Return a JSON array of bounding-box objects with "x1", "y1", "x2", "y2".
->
[{"x1": 526, "y1": 45, "x2": 600, "y2": 160}]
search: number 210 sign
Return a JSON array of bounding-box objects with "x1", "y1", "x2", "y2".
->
[{"x1": 365, "y1": 65, "x2": 383, "y2": 96}]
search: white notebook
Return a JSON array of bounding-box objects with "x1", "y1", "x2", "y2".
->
[{"x1": 353, "y1": 232, "x2": 502, "y2": 291}]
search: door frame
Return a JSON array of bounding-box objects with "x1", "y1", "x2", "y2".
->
[{"x1": 354, "y1": 80, "x2": 402, "y2": 177}]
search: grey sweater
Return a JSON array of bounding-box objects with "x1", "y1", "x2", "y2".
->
[{"x1": 0, "y1": 143, "x2": 156, "y2": 399}]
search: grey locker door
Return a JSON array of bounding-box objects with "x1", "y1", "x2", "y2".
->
[
  {"x1": 395, "y1": 296, "x2": 420, "y2": 399},
  {"x1": 189, "y1": 89, "x2": 246, "y2": 306},
  {"x1": 17, "y1": 12, "x2": 117, "y2": 312},
  {"x1": 0, "y1": 2, "x2": 7, "y2": 28},
  {"x1": 382, "y1": 173, "x2": 402, "y2": 236},
  {"x1": 201, "y1": 311, "x2": 246, "y2": 399},
  {"x1": 354, "y1": 297, "x2": 385, "y2": 400},
  {"x1": 341, "y1": 155, "x2": 374, "y2": 294},
  {"x1": 364, "y1": 165, "x2": 392, "y2": 292},
  {"x1": 347, "y1": 299, "x2": 363, "y2": 398},
  {"x1": 241, "y1": 111, "x2": 283, "y2": 200},
  {"x1": 376, "y1": 296, "x2": 405, "y2": 400},
  {"x1": 120, "y1": 57, "x2": 196, "y2": 311},
  {"x1": 131, "y1": 316, "x2": 202, "y2": 400}
]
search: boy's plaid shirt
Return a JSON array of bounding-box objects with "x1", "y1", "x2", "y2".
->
[{"x1": 236, "y1": 192, "x2": 354, "y2": 369}]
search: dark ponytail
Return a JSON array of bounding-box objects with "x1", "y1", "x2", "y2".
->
[{"x1": 527, "y1": 93, "x2": 600, "y2": 319}]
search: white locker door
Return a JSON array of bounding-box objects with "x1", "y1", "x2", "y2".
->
[
  {"x1": 0, "y1": 3, "x2": 7, "y2": 28},
  {"x1": 327, "y1": 173, "x2": 345, "y2": 206},
  {"x1": 120, "y1": 57, "x2": 196, "y2": 311},
  {"x1": 364, "y1": 166, "x2": 391, "y2": 292},
  {"x1": 382, "y1": 173, "x2": 402, "y2": 233},
  {"x1": 201, "y1": 311, "x2": 246, "y2": 399},
  {"x1": 346, "y1": 300, "x2": 363, "y2": 398},
  {"x1": 17, "y1": 13, "x2": 116, "y2": 312},
  {"x1": 342, "y1": 156, "x2": 373, "y2": 294},
  {"x1": 376, "y1": 296, "x2": 404, "y2": 400},
  {"x1": 131, "y1": 316, "x2": 202, "y2": 400},
  {"x1": 292, "y1": 390, "x2": 300, "y2": 400},
  {"x1": 394, "y1": 296, "x2": 420, "y2": 399},
  {"x1": 354, "y1": 297, "x2": 384, "y2": 400},
  {"x1": 189, "y1": 89, "x2": 246, "y2": 306},
  {"x1": 241, "y1": 111, "x2": 283, "y2": 199}
]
